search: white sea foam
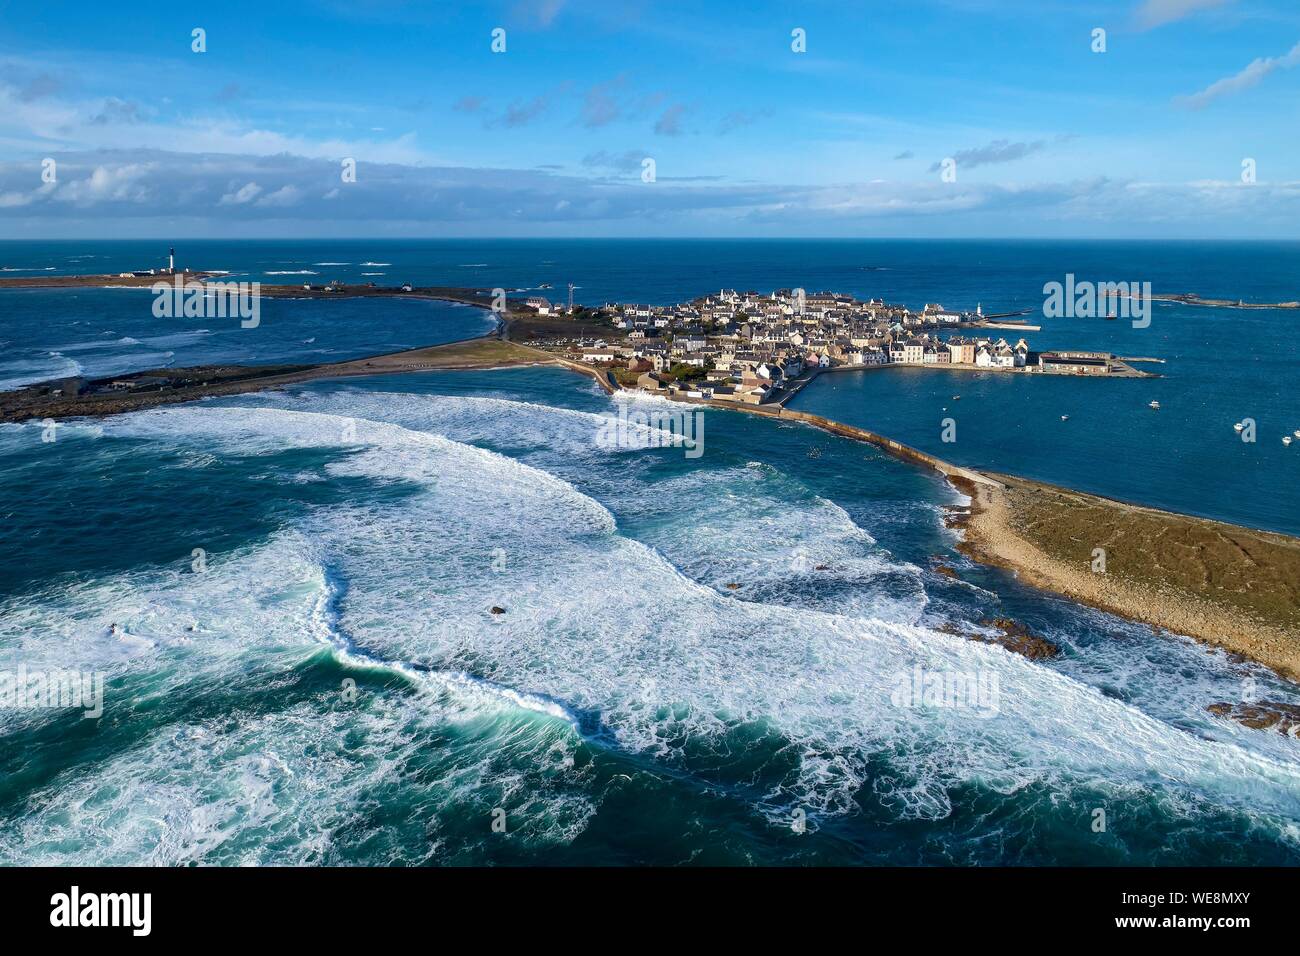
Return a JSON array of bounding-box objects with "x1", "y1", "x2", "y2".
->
[
  {"x1": 0, "y1": 690, "x2": 590, "y2": 865},
  {"x1": 0, "y1": 353, "x2": 83, "y2": 390},
  {"x1": 4, "y1": 395, "x2": 1300, "y2": 862},
  {"x1": 0, "y1": 519, "x2": 591, "y2": 863},
  {"x1": 142, "y1": 406, "x2": 1300, "y2": 818}
]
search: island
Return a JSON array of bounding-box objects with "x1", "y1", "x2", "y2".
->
[{"x1": 2, "y1": 270, "x2": 1296, "y2": 712}]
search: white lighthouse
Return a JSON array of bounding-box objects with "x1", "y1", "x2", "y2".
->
[{"x1": 168, "y1": 247, "x2": 175, "y2": 274}]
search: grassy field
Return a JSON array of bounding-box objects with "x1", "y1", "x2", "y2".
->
[
  {"x1": 505, "y1": 312, "x2": 623, "y2": 342},
  {"x1": 994, "y1": 474, "x2": 1300, "y2": 633},
  {"x1": 959, "y1": 473, "x2": 1300, "y2": 680},
  {"x1": 345, "y1": 337, "x2": 549, "y2": 370}
]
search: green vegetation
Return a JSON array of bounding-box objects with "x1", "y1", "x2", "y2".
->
[
  {"x1": 996, "y1": 474, "x2": 1300, "y2": 633},
  {"x1": 665, "y1": 363, "x2": 709, "y2": 382}
]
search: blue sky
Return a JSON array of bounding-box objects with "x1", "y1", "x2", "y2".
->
[{"x1": 1, "y1": 0, "x2": 1298, "y2": 237}]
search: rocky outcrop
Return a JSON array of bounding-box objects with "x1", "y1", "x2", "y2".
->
[
  {"x1": 1207, "y1": 700, "x2": 1300, "y2": 738},
  {"x1": 936, "y1": 618, "x2": 1059, "y2": 660}
]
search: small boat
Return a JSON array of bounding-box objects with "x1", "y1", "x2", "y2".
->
[
  {"x1": 1294, "y1": 429, "x2": 1300, "y2": 438},
  {"x1": 1234, "y1": 422, "x2": 1245, "y2": 432},
  {"x1": 1060, "y1": 415, "x2": 1069, "y2": 421},
  {"x1": 1285, "y1": 436, "x2": 1293, "y2": 446},
  {"x1": 952, "y1": 395, "x2": 961, "y2": 400},
  {"x1": 1148, "y1": 401, "x2": 1160, "y2": 409}
]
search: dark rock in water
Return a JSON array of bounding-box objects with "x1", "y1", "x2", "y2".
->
[
  {"x1": 933, "y1": 563, "x2": 959, "y2": 579},
  {"x1": 977, "y1": 617, "x2": 1059, "y2": 659},
  {"x1": 941, "y1": 506, "x2": 971, "y2": 530},
  {"x1": 490, "y1": 606, "x2": 506, "y2": 615},
  {"x1": 815, "y1": 564, "x2": 830, "y2": 571},
  {"x1": 1207, "y1": 700, "x2": 1300, "y2": 738},
  {"x1": 725, "y1": 582, "x2": 742, "y2": 590},
  {"x1": 936, "y1": 617, "x2": 1059, "y2": 660}
]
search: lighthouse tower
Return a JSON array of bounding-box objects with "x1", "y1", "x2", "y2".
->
[{"x1": 168, "y1": 247, "x2": 175, "y2": 274}]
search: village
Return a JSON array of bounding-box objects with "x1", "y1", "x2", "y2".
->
[{"x1": 529, "y1": 287, "x2": 1142, "y2": 406}]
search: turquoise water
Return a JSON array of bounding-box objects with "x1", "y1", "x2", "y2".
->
[
  {"x1": 0, "y1": 287, "x2": 494, "y2": 390},
  {"x1": 1, "y1": 240, "x2": 1298, "y2": 865}
]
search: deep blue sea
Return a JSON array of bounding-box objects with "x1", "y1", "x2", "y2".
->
[{"x1": 0, "y1": 240, "x2": 1298, "y2": 865}]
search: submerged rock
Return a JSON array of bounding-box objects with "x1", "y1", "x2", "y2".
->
[
  {"x1": 724, "y1": 582, "x2": 742, "y2": 590},
  {"x1": 936, "y1": 617, "x2": 1059, "y2": 660},
  {"x1": 977, "y1": 618, "x2": 1059, "y2": 659},
  {"x1": 1207, "y1": 700, "x2": 1300, "y2": 738},
  {"x1": 490, "y1": 606, "x2": 506, "y2": 615}
]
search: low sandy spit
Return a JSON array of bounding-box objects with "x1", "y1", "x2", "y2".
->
[{"x1": 953, "y1": 474, "x2": 1300, "y2": 681}]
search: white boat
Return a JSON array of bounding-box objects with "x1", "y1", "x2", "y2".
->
[
  {"x1": 1061, "y1": 415, "x2": 1069, "y2": 421},
  {"x1": 1294, "y1": 429, "x2": 1300, "y2": 438},
  {"x1": 1148, "y1": 401, "x2": 1160, "y2": 409},
  {"x1": 1234, "y1": 422, "x2": 1245, "y2": 432},
  {"x1": 1285, "y1": 436, "x2": 1294, "y2": 446}
]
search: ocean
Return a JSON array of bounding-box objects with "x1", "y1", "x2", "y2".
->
[{"x1": 0, "y1": 239, "x2": 1298, "y2": 865}]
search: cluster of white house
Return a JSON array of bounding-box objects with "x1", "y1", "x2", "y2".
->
[
  {"x1": 556, "y1": 289, "x2": 1115, "y2": 404},
  {"x1": 596, "y1": 288, "x2": 975, "y2": 333}
]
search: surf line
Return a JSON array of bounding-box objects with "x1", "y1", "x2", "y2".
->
[{"x1": 306, "y1": 562, "x2": 581, "y2": 728}]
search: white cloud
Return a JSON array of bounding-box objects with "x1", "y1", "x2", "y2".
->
[
  {"x1": 53, "y1": 164, "x2": 151, "y2": 203},
  {"x1": 1, "y1": 149, "x2": 1298, "y2": 238},
  {"x1": 1135, "y1": 0, "x2": 1234, "y2": 30},
  {"x1": 219, "y1": 181, "x2": 263, "y2": 205},
  {"x1": 1178, "y1": 40, "x2": 1300, "y2": 108},
  {"x1": 255, "y1": 184, "x2": 303, "y2": 208},
  {"x1": 0, "y1": 180, "x2": 55, "y2": 208},
  {"x1": 0, "y1": 75, "x2": 432, "y2": 166}
]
